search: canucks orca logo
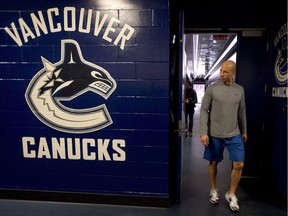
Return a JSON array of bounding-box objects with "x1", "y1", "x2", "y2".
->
[
  {"x1": 25, "y1": 39, "x2": 117, "y2": 133},
  {"x1": 274, "y1": 37, "x2": 288, "y2": 85}
]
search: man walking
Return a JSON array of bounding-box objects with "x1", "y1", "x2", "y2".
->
[
  {"x1": 184, "y1": 81, "x2": 198, "y2": 137},
  {"x1": 200, "y1": 60, "x2": 247, "y2": 212}
]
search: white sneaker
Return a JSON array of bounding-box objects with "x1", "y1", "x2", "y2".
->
[
  {"x1": 209, "y1": 189, "x2": 219, "y2": 204},
  {"x1": 225, "y1": 192, "x2": 240, "y2": 212}
]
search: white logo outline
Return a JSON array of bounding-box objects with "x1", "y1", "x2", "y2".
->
[
  {"x1": 25, "y1": 39, "x2": 117, "y2": 133},
  {"x1": 274, "y1": 37, "x2": 288, "y2": 85}
]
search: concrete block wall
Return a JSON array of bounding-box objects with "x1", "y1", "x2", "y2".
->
[{"x1": 0, "y1": 0, "x2": 171, "y2": 204}]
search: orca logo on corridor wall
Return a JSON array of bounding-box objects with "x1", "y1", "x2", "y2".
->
[
  {"x1": 25, "y1": 39, "x2": 117, "y2": 133},
  {"x1": 274, "y1": 39, "x2": 288, "y2": 85},
  {"x1": 273, "y1": 23, "x2": 287, "y2": 85}
]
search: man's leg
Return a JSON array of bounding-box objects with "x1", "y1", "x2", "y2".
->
[
  {"x1": 188, "y1": 110, "x2": 193, "y2": 136},
  {"x1": 185, "y1": 109, "x2": 188, "y2": 130},
  {"x1": 209, "y1": 161, "x2": 219, "y2": 204},
  {"x1": 225, "y1": 161, "x2": 244, "y2": 211},
  {"x1": 208, "y1": 161, "x2": 218, "y2": 190},
  {"x1": 228, "y1": 161, "x2": 244, "y2": 194},
  {"x1": 191, "y1": 111, "x2": 195, "y2": 131}
]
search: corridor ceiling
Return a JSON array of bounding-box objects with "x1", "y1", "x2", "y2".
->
[{"x1": 184, "y1": 33, "x2": 236, "y2": 79}]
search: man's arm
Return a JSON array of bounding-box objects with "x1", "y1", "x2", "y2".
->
[
  {"x1": 238, "y1": 88, "x2": 247, "y2": 142},
  {"x1": 194, "y1": 90, "x2": 198, "y2": 103},
  {"x1": 200, "y1": 87, "x2": 212, "y2": 138}
]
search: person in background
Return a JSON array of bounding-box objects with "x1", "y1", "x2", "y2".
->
[
  {"x1": 184, "y1": 80, "x2": 198, "y2": 137},
  {"x1": 199, "y1": 60, "x2": 247, "y2": 212}
]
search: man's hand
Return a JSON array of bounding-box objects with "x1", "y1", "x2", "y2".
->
[
  {"x1": 201, "y1": 135, "x2": 209, "y2": 147},
  {"x1": 242, "y1": 134, "x2": 248, "y2": 143}
]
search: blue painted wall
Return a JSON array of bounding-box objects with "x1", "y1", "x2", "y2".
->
[
  {"x1": 0, "y1": 0, "x2": 171, "y2": 199},
  {"x1": 267, "y1": 18, "x2": 287, "y2": 199}
]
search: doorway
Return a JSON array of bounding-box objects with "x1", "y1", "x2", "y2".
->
[{"x1": 179, "y1": 32, "x2": 238, "y2": 201}]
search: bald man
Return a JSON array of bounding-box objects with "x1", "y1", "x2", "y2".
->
[{"x1": 200, "y1": 60, "x2": 247, "y2": 212}]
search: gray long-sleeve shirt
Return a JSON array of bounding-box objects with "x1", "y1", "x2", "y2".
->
[{"x1": 200, "y1": 80, "x2": 247, "y2": 138}]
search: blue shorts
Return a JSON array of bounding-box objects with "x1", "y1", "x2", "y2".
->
[{"x1": 203, "y1": 134, "x2": 245, "y2": 162}]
